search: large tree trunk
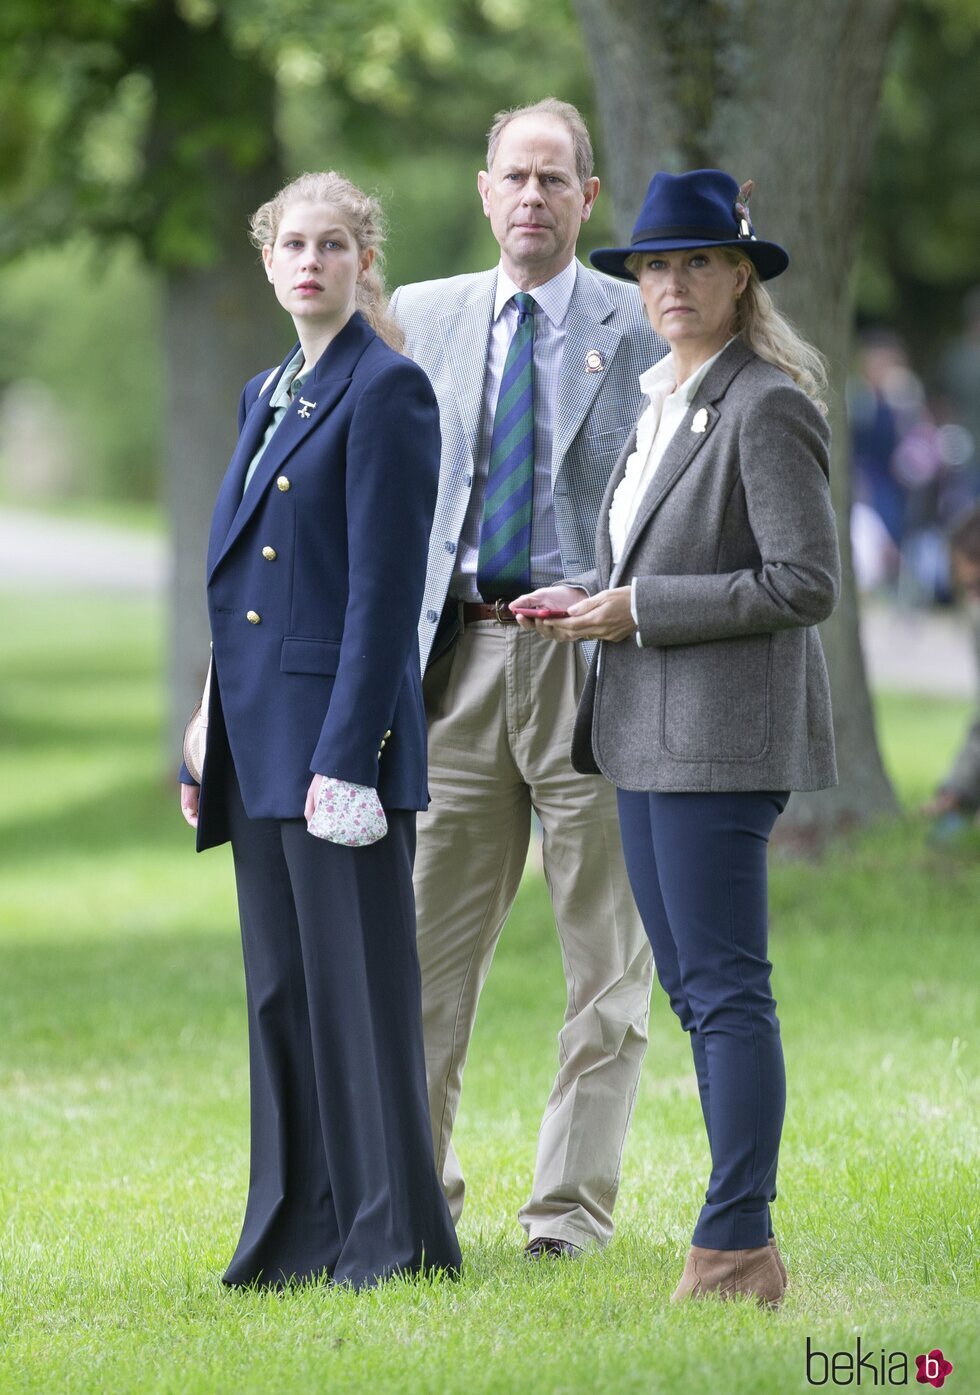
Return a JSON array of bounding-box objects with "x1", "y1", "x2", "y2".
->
[
  {"x1": 163, "y1": 241, "x2": 286, "y2": 758},
  {"x1": 574, "y1": 0, "x2": 901, "y2": 829},
  {"x1": 135, "y1": 4, "x2": 289, "y2": 757}
]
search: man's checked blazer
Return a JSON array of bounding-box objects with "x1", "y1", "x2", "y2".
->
[{"x1": 390, "y1": 260, "x2": 665, "y2": 669}]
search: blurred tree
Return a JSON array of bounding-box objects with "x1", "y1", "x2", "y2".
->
[
  {"x1": 0, "y1": 0, "x2": 593, "y2": 741},
  {"x1": 0, "y1": 240, "x2": 162, "y2": 500},
  {"x1": 857, "y1": 0, "x2": 980, "y2": 368},
  {"x1": 572, "y1": 0, "x2": 902, "y2": 831},
  {"x1": 0, "y1": 0, "x2": 285, "y2": 736},
  {"x1": 4, "y1": 0, "x2": 975, "y2": 790}
]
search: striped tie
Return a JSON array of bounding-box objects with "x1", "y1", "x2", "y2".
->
[{"x1": 477, "y1": 291, "x2": 536, "y2": 599}]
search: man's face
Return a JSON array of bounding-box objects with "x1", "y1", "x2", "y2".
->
[{"x1": 477, "y1": 115, "x2": 599, "y2": 284}]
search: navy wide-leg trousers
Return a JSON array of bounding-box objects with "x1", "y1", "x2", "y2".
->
[
  {"x1": 616, "y1": 789, "x2": 788, "y2": 1251},
  {"x1": 220, "y1": 764, "x2": 461, "y2": 1290}
]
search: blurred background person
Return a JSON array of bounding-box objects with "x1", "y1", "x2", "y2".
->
[
  {"x1": 922, "y1": 503, "x2": 980, "y2": 835},
  {"x1": 939, "y1": 286, "x2": 980, "y2": 499},
  {"x1": 849, "y1": 316, "x2": 980, "y2": 605}
]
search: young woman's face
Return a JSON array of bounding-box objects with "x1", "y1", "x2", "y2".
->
[
  {"x1": 636, "y1": 248, "x2": 750, "y2": 356},
  {"x1": 262, "y1": 201, "x2": 373, "y2": 327}
]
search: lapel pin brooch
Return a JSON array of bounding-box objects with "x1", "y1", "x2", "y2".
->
[
  {"x1": 691, "y1": 408, "x2": 709, "y2": 434},
  {"x1": 297, "y1": 398, "x2": 317, "y2": 420},
  {"x1": 585, "y1": 350, "x2": 605, "y2": 373}
]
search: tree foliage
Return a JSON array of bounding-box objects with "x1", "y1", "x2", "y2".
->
[
  {"x1": 857, "y1": 0, "x2": 980, "y2": 357},
  {"x1": 0, "y1": 0, "x2": 594, "y2": 269}
]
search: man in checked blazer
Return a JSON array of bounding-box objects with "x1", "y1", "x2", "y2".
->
[{"x1": 389, "y1": 98, "x2": 665, "y2": 1256}]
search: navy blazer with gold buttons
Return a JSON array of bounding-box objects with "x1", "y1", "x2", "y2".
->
[{"x1": 188, "y1": 311, "x2": 440, "y2": 851}]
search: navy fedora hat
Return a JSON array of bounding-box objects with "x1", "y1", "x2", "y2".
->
[{"x1": 590, "y1": 169, "x2": 789, "y2": 282}]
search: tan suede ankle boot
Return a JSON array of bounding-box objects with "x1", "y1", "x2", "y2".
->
[
  {"x1": 769, "y1": 1237, "x2": 788, "y2": 1288},
  {"x1": 670, "y1": 1243, "x2": 785, "y2": 1307}
]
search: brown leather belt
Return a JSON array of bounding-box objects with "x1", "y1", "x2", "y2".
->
[{"x1": 461, "y1": 599, "x2": 519, "y2": 625}]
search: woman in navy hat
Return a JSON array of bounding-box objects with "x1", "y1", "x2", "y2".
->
[{"x1": 511, "y1": 169, "x2": 841, "y2": 1305}]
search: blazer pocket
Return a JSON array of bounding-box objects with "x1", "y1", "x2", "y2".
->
[
  {"x1": 581, "y1": 426, "x2": 630, "y2": 456},
  {"x1": 280, "y1": 636, "x2": 342, "y2": 675},
  {"x1": 661, "y1": 634, "x2": 772, "y2": 762},
  {"x1": 582, "y1": 426, "x2": 630, "y2": 443}
]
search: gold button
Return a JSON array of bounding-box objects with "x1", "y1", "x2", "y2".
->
[
  {"x1": 276, "y1": 476, "x2": 290, "y2": 492},
  {"x1": 246, "y1": 610, "x2": 261, "y2": 625},
  {"x1": 384, "y1": 729, "x2": 392, "y2": 739},
  {"x1": 262, "y1": 546, "x2": 277, "y2": 561}
]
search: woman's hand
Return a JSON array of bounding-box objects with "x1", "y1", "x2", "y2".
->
[
  {"x1": 306, "y1": 773, "x2": 388, "y2": 846},
  {"x1": 305, "y1": 773, "x2": 325, "y2": 823},
  {"x1": 509, "y1": 584, "x2": 590, "y2": 632},
  {"x1": 180, "y1": 783, "x2": 200, "y2": 829},
  {"x1": 517, "y1": 586, "x2": 638, "y2": 643}
]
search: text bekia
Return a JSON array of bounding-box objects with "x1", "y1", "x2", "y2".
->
[
  {"x1": 806, "y1": 1339, "x2": 954, "y2": 1388},
  {"x1": 806, "y1": 1337, "x2": 909, "y2": 1386}
]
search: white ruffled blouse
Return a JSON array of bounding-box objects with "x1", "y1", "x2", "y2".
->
[{"x1": 608, "y1": 341, "x2": 732, "y2": 566}]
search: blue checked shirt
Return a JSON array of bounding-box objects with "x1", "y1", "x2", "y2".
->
[{"x1": 451, "y1": 260, "x2": 577, "y2": 599}]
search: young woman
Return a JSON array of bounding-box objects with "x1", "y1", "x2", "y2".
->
[
  {"x1": 513, "y1": 169, "x2": 840, "y2": 1305},
  {"x1": 179, "y1": 171, "x2": 461, "y2": 1290}
]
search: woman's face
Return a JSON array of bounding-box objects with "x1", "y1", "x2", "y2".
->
[
  {"x1": 636, "y1": 248, "x2": 750, "y2": 358},
  {"x1": 262, "y1": 201, "x2": 373, "y2": 327}
]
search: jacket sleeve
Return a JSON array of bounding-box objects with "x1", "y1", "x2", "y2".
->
[
  {"x1": 633, "y1": 383, "x2": 841, "y2": 646},
  {"x1": 309, "y1": 359, "x2": 440, "y2": 786},
  {"x1": 563, "y1": 568, "x2": 599, "y2": 594}
]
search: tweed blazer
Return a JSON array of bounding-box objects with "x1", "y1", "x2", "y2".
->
[
  {"x1": 571, "y1": 337, "x2": 841, "y2": 792},
  {"x1": 390, "y1": 261, "x2": 663, "y2": 670}
]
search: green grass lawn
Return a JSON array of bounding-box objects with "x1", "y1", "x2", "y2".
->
[{"x1": 1, "y1": 591, "x2": 977, "y2": 1395}]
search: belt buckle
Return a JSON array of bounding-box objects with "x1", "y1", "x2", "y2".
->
[{"x1": 493, "y1": 597, "x2": 513, "y2": 624}]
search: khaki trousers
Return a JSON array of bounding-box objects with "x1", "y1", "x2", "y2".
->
[{"x1": 415, "y1": 620, "x2": 653, "y2": 1249}]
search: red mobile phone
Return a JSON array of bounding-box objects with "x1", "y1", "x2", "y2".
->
[{"x1": 510, "y1": 605, "x2": 570, "y2": 619}]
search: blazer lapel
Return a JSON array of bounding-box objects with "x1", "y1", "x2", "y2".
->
[
  {"x1": 608, "y1": 338, "x2": 755, "y2": 586},
  {"x1": 209, "y1": 314, "x2": 375, "y2": 580},
  {"x1": 206, "y1": 353, "x2": 290, "y2": 575},
  {"x1": 439, "y1": 271, "x2": 496, "y2": 464},
  {"x1": 594, "y1": 426, "x2": 636, "y2": 588},
  {"x1": 609, "y1": 407, "x2": 719, "y2": 586},
  {"x1": 552, "y1": 265, "x2": 623, "y2": 480}
]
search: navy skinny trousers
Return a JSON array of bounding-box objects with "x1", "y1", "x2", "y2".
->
[{"x1": 616, "y1": 789, "x2": 788, "y2": 1251}]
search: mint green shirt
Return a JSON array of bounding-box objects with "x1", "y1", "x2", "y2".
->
[{"x1": 242, "y1": 347, "x2": 309, "y2": 496}]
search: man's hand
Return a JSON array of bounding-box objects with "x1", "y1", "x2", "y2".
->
[
  {"x1": 515, "y1": 586, "x2": 637, "y2": 643},
  {"x1": 180, "y1": 783, "x2": 200, "y2": 829}
]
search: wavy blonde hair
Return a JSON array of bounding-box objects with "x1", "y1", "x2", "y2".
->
[
  {"x1": 626, "y1": 247, "x2": 828, "y2": 409},
  {"x1": 724, "y1": 250, "x2": 827, "y2": 409},
  {"x1": 249, "y1": 171, "x2": 404, "y2": 352}
]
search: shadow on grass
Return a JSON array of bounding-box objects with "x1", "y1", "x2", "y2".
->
[
  {"x1": 2, "y1": 647, "x2": 159, "y2": 684},
  {"x1": 0, "y1": 715, "x2": 156, "y2": 754},
  {"x1": 0, "y1": 771, "x2": 184, "y2": 868},
  {"x1": 2, "y1": 927, "x2": 242, "y2": 1070}
]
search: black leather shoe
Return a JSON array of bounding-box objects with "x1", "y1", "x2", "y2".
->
[{"x1": 524, "y1": 1237, "x2": 582, "y2": 1260}]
